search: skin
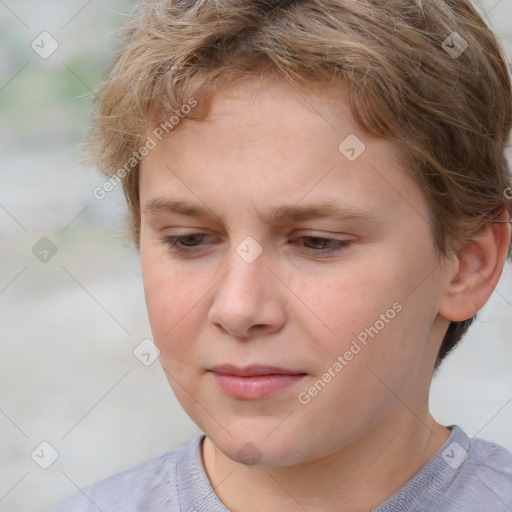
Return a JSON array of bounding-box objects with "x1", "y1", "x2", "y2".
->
[{"x1": 138, "y1": 75, "x2": 511, "y2": 511}]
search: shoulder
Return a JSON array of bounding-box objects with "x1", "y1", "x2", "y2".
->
[
  {"x1": 52, "y1": 435, "x2": 202, "y2": 512},
  {"x1": 375, "y1": 426, "x2": 512, "y2": 512},
  {"x1": 439, "y1": 427, "x2": 512, "y2": 510},
  {"x1": 460, "y1": 434, "x2": 512, "y2": 491}
]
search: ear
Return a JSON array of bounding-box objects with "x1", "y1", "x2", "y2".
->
[{"x1": 438, "y1": 209, "x2": 511, "y2": 322}]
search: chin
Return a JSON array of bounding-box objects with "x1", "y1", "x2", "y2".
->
[{"x1": 205, "y1": 423, "x2": 314, "y2": 468}]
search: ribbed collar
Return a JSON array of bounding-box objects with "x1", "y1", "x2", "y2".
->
[{"x1": 176, "y1": 425, "x2": 468, "y2": 511}]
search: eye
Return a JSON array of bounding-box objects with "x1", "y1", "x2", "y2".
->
[
  {"x1": 159, "y1": 233, "x2": 211, "y2": 253},
  {"x1": 158, "y1": 233, "x2": 354, "y2": 256},
  {"x1": 294, "y1": 236, "x2": 353, "y2": 254}
]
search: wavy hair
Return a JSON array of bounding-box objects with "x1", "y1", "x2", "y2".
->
[{"x1": 84, "y1": 0, "x2": 512, "y2": 368}]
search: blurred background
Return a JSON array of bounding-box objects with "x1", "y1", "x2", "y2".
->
[{"x1": 0, "y1": 1, "x2": 511, "y2": 510}]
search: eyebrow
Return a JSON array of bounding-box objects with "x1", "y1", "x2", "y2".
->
[{"x1": 143, "y1": 199, "x2": 379, "y2": 224}]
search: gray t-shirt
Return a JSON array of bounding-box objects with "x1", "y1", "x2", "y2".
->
[{"x1": 53, "y1": 425, "x2": 512, "y2": 511}]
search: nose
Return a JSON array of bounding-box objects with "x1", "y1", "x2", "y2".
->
[{"x1": 207, "y1": 243, "x2": 287, "y2": 339}]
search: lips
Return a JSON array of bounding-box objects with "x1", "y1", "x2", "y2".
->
[
  {"x1": 209, "y1": 363, "x2": 306, "y2": 377},
  {"x1": 208, "y1": 364, "x2": 308, "y2": 399}
]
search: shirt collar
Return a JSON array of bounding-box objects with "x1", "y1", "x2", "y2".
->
[{"x1": 175, "y1": 425, "x2": 468, "y2": 512}]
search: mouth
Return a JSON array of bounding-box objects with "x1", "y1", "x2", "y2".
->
[
  {"x1": 208, "y1": 364, "x2": 308, "y2": 399},
  {"x1": 209, "y1": 363, "x2": 307, "y2": 377}
]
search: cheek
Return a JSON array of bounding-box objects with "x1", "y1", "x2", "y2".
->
[
  {"x1": 290, "y1": 269, "x2": 420, "y2": 428},
  {"x1": 290, "y1": 262, "x2": 397, "y2": 339},
  {"x1": 142, "y1": 262, "x2": 210, "y2": 418},
  {"x1": 141, "y1": 249, "x2": 206, "y2": 360},
  {"x1": 292, "y1": 253, "x2": 428, "y2": 373}
]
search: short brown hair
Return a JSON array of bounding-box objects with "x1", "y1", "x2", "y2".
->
[{"x1": 85, "y1": 0, "x2": 512, "y2": 369}]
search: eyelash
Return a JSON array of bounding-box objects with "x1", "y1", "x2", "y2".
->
[{"x1": 158, "y1": 233, "x2": 353, "y2": 256}]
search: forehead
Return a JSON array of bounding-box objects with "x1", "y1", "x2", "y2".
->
[
  {"x1": 140, "y1": 76, "x2": 430, "y2": 229},
  {"x1": 193, "y1": 75, "x2": 353, "y2": 139}
]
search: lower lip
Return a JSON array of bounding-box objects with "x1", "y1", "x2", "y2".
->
[{"x1": 211, "y1": 372, "x2": 307, "y2": 399}]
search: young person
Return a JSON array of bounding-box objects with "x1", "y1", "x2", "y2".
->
[{"x1": 55, "y1": 0, "x2": 512, "y2": 510}]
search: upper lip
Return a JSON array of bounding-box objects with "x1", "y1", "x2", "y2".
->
[{"x1": 209, "y1": 364, "x2": 306, "y2": 377}]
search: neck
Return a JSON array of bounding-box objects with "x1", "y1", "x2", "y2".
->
[{"x1": 201, "y1": 411, "x2": 451, "y2": 512}]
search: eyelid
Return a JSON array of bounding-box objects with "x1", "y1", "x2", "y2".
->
[
  {"x1": 158, "y1": 229, "x2": 354, "y2": 243},
  {"x1": 158, "y1": 231, "x2": 356, "y2": 257}
]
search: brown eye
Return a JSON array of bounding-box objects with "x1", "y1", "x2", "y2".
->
[
  {"x1": 159, "y1": 233, "x2": 212, "y2": 253},
  {"x1": 295, "y1": 236, "x2": 352, "y2": 254}
]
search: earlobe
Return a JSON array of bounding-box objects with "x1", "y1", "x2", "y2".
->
[{"x1": 438, "y1": 209, "x2": 511, "y2": 322}]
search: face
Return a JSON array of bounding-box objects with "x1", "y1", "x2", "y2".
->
[{"x1": 139, "y1": 76, "x2": 451, "y2": 467}]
